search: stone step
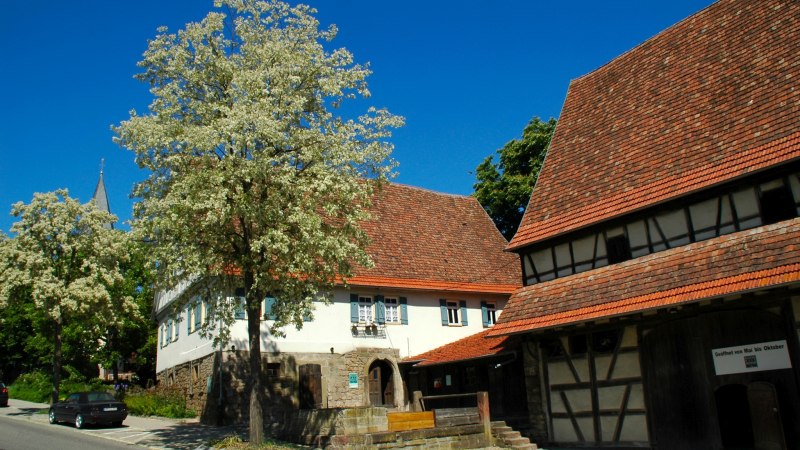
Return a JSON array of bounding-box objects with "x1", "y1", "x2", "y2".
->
[
  {"x1": 500, "y1": 430, "x2": 521, "y2": 440},
  {"x1": 492, "y1": 425, "x2": 512, "y2": 434},
  {"x1": 510, "y1": 443, "x2": 538, "y2": 450},
  {"x1": 505, "y1": 436, "x2": 531, "y2": 446}
]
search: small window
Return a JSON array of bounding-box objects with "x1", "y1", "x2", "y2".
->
[
  {"x1": 384, "y1": 297, "x2": 400, "y2": 323},
  {"x1": 447, "y1": 301, "x2": 460, "y2": 325},
  {"x1": 568, "y1": 334, "x2": 588, "y2": 355},
  {"x1": 606, "y1": 234, "x2": 632, "y2": 264},
  {"x1": 541, "y1": 338, "x2": 565, "y2": 358},
  {"x1": 192, "y1": 365, "x2": 200, "y2": 381},
  {"x1": 760, "y1": 183, "x2": 797, "y2": 225},
  {"x1": 266, "y1": 363, "x2": 281, "y2": 378},
  {"x1": 358, "y1": 296, "x2": 373, "y2": 323},
  {"x1": 485, "y1": 303, "x2": 496, "y2": 326},
  {"x1": 592, "y1": 330, "x2": 620, "y2": 354}
]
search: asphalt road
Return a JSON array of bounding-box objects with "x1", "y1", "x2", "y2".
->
[
  {"x1": 0, "y1": 413, "x2": 144, "y2": 450},
  {"x1": 0, "y1": 399, "x2": 243, "y2": 449}
]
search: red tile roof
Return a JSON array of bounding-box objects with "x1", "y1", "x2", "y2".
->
[
  {"x1": 491, "y1": 219, "x2": 800, "y2": 336},
  {"x1": 350, "y1": 183, "x2": 521, "y2": 294},
  {"x1": 509, "y1": 0, "x2": 800, "y2": 250},
  {"x1": 404, "y1": 329, "x2": 519, "y2": 367}
]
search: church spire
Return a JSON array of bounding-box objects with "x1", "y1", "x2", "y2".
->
[{"x1": 93, "y1": 159, "x2": 113, "y2": 229}]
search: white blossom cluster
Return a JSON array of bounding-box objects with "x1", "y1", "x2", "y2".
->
[{"x1": 113, "y1": 0, "x2": 403, "y2": 341}]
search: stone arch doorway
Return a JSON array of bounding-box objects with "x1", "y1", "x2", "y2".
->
[{"x1": 367, "y1": 359, "x2": 394, "y2": 407}]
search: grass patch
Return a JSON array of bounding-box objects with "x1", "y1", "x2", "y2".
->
[
  {"x1": 123, "y1": 388, "x2": 196, "y2": 419},
  {"x1": 210, "y1": 436, "x2": 303, "y2": 449}
]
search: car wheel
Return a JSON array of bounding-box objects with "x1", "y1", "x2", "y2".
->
[
  {"x1": 48, "y1": 409, "x2": 57, "y2": 424},
  {"x1": 75, "y1": 414, "x2": 85, "y2": 429}
]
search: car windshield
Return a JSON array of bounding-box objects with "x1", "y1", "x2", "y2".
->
[{"x1": 87, "y1": 392, "x2": 116, "y2": 402}]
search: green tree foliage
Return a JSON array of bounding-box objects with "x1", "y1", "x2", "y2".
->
[
  {"x1": 473, "y1": 117, "x2": 557, "y2": 240},
  {"x1": 114, "y1": 0, "x2": 401, "y2": 442},
  {"x1": 0, "y1": 190, "x2": 135, "y2": 403},
  {"x1": 94, "y1": 242, "x2": 157, "y2": 385}
]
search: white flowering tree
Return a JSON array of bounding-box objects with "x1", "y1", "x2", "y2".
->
[
  {"x1": 113, "y1": 0, "x2": 401, "y2": 442},
  {"x1": 0, "y1": 190, "x2": 134, "y2": 404}
]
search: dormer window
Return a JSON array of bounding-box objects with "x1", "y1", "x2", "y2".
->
[
  {"x1": 606, "y1": 233, "x2": 632, "y2": 264},
  {"x1": 759, "y1": 181, "x2": 797, "y2": 225}
]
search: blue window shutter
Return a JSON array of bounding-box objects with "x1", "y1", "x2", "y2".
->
[
  {"x1": 234, "y1": 298, "x2": 246, "y2": 320},
  {"x1": 460, "y1": 301, "x2": 468, "y2": 326},
  {"x1": 400, "y1": 297, "x2": 408, "y2": 325},
  {"x1": 481, "y1": 301, "x2": 489, "y2": 327},
  {"x1": 234, "y1": 288, "x2": 246, "y2": 320},
  {"x1": 167, "y1": 320, "x2": 173, "y2": 342},
  {"x1": 440, "y1": 299, "x2": 448, "y2": 326},
  {"x1": 264, "y1": 296, "x2": 276, "y2": 320},
  {"x1": 304, "y1": 302, "x2": 313, "y2": 322},
  {"x1": 187, "y1": 305, "x2": 192, "y2": 333},
  {"x1": 194, "y1": 302, "x2": 202, "y2": 328},
  {"x1": 375, "y1": 295, "x2": 385, "y2": 324},
  {"x1": 350, "y1": 293, "x2": 359, "y2": 323},
  {"x1": 159, "y1": 324, "x2": 163, "y2": 347}
]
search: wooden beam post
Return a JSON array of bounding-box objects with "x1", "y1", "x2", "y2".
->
[{"x1": 477, "y1": 391, "x2": 491, "y2": 444}]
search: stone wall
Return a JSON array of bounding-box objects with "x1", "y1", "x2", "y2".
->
[
  {"x1": 171, "y1": 347, "x2": 406, "y2": 425},
  {"x1": 156, "y1": 352, "x2": 220, "y2": 424}
]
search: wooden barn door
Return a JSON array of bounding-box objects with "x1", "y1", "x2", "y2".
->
[
  {"x1": 748, "y1": 382, "x2": 787, "y2": 450},
  {"x1": 299, "y1": 364, "x2": 322, "y2": 409}
]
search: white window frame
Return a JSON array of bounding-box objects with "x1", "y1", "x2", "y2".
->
[
  {"x1": 384, "y1": 297, "x2": 400, "y2": 324},
  {"x1": 447, "y1": 301, "x2": 460, "y2": 325},
  {"x1": 358, "y1": 296, "x2": 373, "y2": 324},
  {"x1": 485, "y1": 302, "x2": 497, "y2": 326}
]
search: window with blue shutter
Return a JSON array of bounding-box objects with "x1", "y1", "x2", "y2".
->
[
  {"x1": 440, "y1": 299, "x2": 448, "y2": 325},
  {"x1": 167, "y1": 320, "x2": 174, "y2": 342},
  {"x1": 350, "y1": 293, "x2": 359, "y2": 323},
  {"x1": 187, "y1": 304, "x2": 192, "y2": 334},
  {"x1": 375, "y1": 295, "x2": 385, "y2": 324},
  {"x1": 194, "y1": 301, "x2": 202, "y2": 329},
  {"x1": 481, "y1": 301, "x2": 489, "y2": 327},
  {"x1": 400, "y1": 297, "x2": 408, "y2": 325},
  {"x1": 460, "y1": 301, "x2": 468, "y2": 326},
  {"x1": 264, "y1": 296, "x2": 276, "y2": 320},
  {"x1": 234, "y1": 288, "x2": 246, "y2": 320}
]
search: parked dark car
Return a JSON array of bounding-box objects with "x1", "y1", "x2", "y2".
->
[
  {"x1": 48, "y1": 391, "x2": 127, "y2": 428},
  {"x1": 0, "y1": 382, "x2": 8, "y2": 407}
]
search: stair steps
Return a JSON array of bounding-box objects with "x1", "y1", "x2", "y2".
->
[{"x1": 491, "y1": 420, "x2": 538, "y2": 450}]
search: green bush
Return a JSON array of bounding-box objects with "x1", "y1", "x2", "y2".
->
[
  {"x1": 124, "y1": 388, "x2": 196, "y2": 419},
  {"x1": 8, "y1": 371, "x2": 52, "y2": 403},
  {"x1": 10, "y1": 369, "x2": 111, "y2": 403}
]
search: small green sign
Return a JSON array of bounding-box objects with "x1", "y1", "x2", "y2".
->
[{"x1": 348, "y1": 372, "x2": 358, "y2": 388}]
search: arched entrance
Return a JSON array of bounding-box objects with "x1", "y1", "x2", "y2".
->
[{"x1": 367, "y1": 359, "x2": 394, "y2": 406}]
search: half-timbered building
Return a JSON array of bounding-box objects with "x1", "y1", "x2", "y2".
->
[
  {"x1": 490, "y1": 1, "x2": 800, "y2": 448},
  {"x1": 154, "y1": 182, "x2": 520, "y2": 424}
]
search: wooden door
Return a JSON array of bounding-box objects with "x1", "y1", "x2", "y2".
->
[
  {"x1": 369, "y1": 366, "x2": 382, "y2": 405},
  {"x1": 299, "y1": 364, "x2": 322, "y2": 409},
  {"x1": 748, "y1": 382, "x2": 787, "y2": 450}
]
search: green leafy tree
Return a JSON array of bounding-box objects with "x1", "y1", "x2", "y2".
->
[
  {"x1": 94, "y1": 241, "x2": 157, "y2": 385},
  {"x1": 113, "y1": 0, "x2": 401, "y2": 442},
  {"x1": 0, "y1": 190, "x2": 135, "y2": 403},
  {"x1": 473, "y1": 117, "x2": 557, "y2": 240}
]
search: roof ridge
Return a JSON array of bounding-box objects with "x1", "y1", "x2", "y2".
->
[
  {"x1": 385, "y1": 181, "x2": 471, "y2": 200},
  {"x1": 571, "y1": 1, "x2": 718, "y2": 85}
]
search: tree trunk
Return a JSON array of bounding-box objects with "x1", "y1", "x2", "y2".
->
[
  {"x1": 52, "y1": 320, "x2": 63, "y2": 405},
  {"x1": 245, "y1": 273, "x2": 264, "y2": 445}
]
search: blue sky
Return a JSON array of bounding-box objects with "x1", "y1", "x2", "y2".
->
[{"x1": 0, "y1": 0, "x2": 715, "y2": 233}]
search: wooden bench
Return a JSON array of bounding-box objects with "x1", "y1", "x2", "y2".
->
[{"x1": 387, "y1": 411, "x2": 435, "y2": 432}]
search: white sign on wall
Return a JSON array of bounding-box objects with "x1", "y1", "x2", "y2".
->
[{"x1": 712, "y1": 340, "x2": 792, "y2": 376}]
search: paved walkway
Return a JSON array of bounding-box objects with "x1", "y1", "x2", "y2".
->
[{"x1": 0, "y1": 398, "x2": 245, "y2": 449}]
